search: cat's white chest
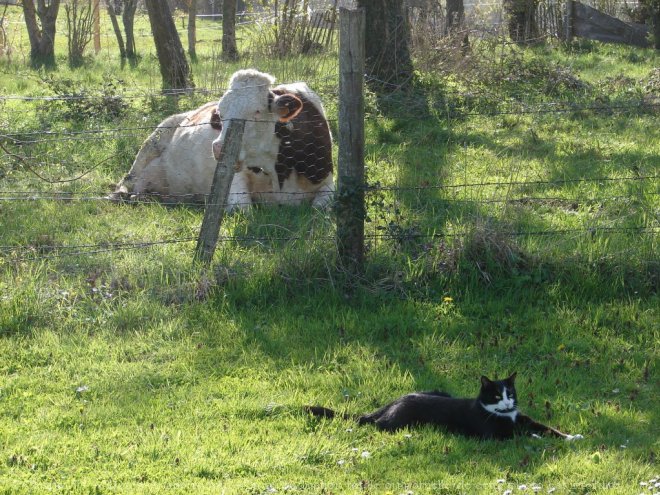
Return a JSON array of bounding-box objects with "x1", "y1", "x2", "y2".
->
[
  {"x1": 482, "y1": 388, "x2": 519, "y2": 421},
  {"x1": 498, "y1": 409, "x2": 519, "y2": 421}
]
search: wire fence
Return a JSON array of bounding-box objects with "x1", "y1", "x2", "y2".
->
[{"x1": 1, "y1": 76, "x2": 658, "y2": 272}]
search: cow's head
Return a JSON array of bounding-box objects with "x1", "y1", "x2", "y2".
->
[{"x1": 211, "y1": 70, "x2": 303, "y2": 162}]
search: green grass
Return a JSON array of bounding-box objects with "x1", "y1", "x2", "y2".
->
[{"x1": 1, "y1": 8, "x2": 659, "y2": 494}]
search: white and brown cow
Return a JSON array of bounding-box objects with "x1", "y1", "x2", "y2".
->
[{"x1": 112, "y1": 69, "x2": 334, "y2": 209}]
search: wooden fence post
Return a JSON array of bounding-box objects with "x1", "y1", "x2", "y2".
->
[
  {"x1": 194, "y1": 119, "x2": 245, "y2": 265},
  {"x1": 93, "y1": 0, "x2": 101, "y2": 54},
  {"x1": 337, "y1": 7, "x2": 365, "y2": 273}
]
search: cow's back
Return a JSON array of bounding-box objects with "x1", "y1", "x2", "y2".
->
[{"x1": 113, "y1": 103, "x2": 219, "y2": 202}]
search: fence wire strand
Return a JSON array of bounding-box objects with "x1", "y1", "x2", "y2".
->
[{"x1": 1, "y1": 227, "x2": 657, "y2": 262}]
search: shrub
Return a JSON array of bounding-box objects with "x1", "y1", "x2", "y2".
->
[{"x1": 41, "y1": 76, "x2": 129, "y2": 123}]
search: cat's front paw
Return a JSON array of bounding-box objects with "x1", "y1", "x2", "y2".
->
[{"x1": 565, "y1": 434, "x2": 584, "y2": 441}]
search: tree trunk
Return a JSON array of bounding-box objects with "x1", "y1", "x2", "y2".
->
[
  {"x1": 356, "y1": 0, "x2": 412, "y2": 89},
  {"x1": 188, "y1": 0, "x2": 197, "y2": 60},
  {"x1": 504, "y1": 0, "x2": 539, "y2": 43},
  {"x1": 144, "y1": 0, "x2": 193, "y2": 91},
  {"x1": 446, "y1": 0, "x2": 465, "y2": 31},
  {"x1": 106, "y1": 2, "x2": 126, "y2": 59},
  {"x1": 122, "y1": 0, "x2": 137, "y2": 60},
  {"x1": 222, "y1": 0, "x2": 238, "y2": 61},
  {"x1": 1, "y1": 5, "x2": 9, "y2": 55},
  {"x1": 446, "y1": 0, "x2": 469, "y2": 50},
  {"x1": 22, "y1": 0, "x2": 62, "y2": 68},
  {"x1": 652, "y1": 3, "x2": 660, "y2": 49}
]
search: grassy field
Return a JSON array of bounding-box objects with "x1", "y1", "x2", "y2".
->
[{"x1": 1, "y1": 7, "x2": 659, "y2": 494}]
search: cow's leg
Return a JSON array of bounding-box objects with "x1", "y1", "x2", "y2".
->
[
  {"x1": 227, "y1": 171, "x2": 253, "y2": 211},
  {"x1": 312, "y1": 176, "x2": 335, "y2": 209}
]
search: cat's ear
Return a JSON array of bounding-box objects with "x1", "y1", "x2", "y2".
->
[
  {"x1": 480, "y1": 376, "x2": 492, "y2": 388},
  {"x1": 507, "y1": 372, "x2": 517, "y2": 383}
]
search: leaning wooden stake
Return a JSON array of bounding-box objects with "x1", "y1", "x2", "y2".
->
[
  {"x1": 337, "y1": 7, "x2": 366, "y2": 273},
  {"x1": 194, "y1": 119, "x2": 245, "y2": 265}
]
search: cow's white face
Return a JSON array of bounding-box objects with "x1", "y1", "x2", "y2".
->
[{"x1": 211, "y1": 70, "x2": 302, "y2": 164}]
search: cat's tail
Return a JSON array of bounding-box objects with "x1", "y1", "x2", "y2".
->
[{"x1": 304, "y1": 405, "x2": 353, "y2": 421}]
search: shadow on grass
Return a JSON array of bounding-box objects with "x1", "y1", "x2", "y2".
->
[{"x1": 357, "y1": 94, "x2": 657, "y2": 299}]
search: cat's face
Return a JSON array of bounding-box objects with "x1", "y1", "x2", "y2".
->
[{"x1": 479, "y1": 373, "x2": 518, "y2": 420}]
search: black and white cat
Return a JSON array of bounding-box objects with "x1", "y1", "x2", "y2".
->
[{"x1": 306, "y1": 373, "x2": 584, "y2": 440}]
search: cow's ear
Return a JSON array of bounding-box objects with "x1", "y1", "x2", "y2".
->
[
  {"x1": 274, "y1": 93, "x2": 303, "y2": 122},
  {"x1": 210, "y1": 108, "x2": 222, "y2": 130}
]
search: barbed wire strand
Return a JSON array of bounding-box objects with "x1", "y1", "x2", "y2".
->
[
  {"x1": 0, "y1": 174, "x2": 656, "y2": 202},
  {"x1": 1, "y1": 192, "x2": 657, "y2": 207},
  {"x1": 0, "y1": 80, "x2": 657, "y2": 104},
  {"x1": 0, "y1": 103, "x2": 657, "y2": 147},
  {"x1": 1, "y1": 226, "x2": 657, "y2": 262}
]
